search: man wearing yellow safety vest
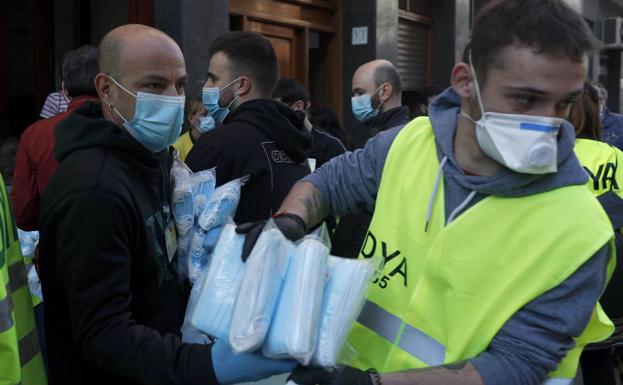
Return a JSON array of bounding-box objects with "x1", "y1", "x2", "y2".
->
[
  {"x1": 568, "y1": 81, "x2": 623, "y2": 384},
  {"x1": 0, "y1": 174, "x2": 47, "y2": 385},
  {"x1": 238, "y1": 1, "x2": 616, "y2": 384}
]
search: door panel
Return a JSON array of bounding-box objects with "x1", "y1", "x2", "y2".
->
[
  {"x1": 247, "y1": 19, "x2": 306, "y2": 83},
  {"x1": 267, "y1": 36, "x2": 294, "y2": 78}
]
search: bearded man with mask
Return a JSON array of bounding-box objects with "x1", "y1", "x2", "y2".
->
[
  {"x1": 186, "y1": 32, "x2": 312, "y2": 224},
  {"x1": 239, "y1": 1, "x2": 617, "y2": 384},
  {"x1": 351, "y1": 59, "x2": 410, "y2": 136},
  {"x1": 37, "y1": 24, "x2": 295, "y2": 385}
]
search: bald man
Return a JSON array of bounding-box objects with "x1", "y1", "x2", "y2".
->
[
  {"x1": 351, "y1": 59, "x2": 410, "y2": 135},
  {"x1": 38, "y1": 24, "x2": 293, "y2": 385}
]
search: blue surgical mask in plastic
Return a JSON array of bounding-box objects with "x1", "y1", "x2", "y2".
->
[
  {"x1": 197, "y1": 115, "x2": 216, "y2": 134},
  {"x1": 109, "y1": 76, "x2": 184, "y2": 152},
  {"x1": 202, "y1": 77, "x2": 241, "y2": 123},
  {"x1": 351, "y1": 84, "x2": 384, "y2": 123}
]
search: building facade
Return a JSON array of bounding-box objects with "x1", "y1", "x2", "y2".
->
[{"x1": 2, "y1": 0, "x2": 623, "y2": 144}]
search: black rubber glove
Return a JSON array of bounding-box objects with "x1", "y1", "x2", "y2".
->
[
  {"x1": 235, "y1": 212, "x2": 307, "y2": 262},
  {"x1": 287, "y1": 365, "x2": 375, "y2": 385}
]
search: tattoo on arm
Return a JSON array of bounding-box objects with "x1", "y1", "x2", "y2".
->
[
  {"x1": 379, "y1": 361, "x2": 484, "y2": 385},
  {"x1": 279, "y1": 181, "x2": 330, "y2": 229},
  {"x1": 295, "y1": 184, "x2": 329, "y2": 227}
]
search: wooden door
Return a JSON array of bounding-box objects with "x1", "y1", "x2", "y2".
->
[
  {"x1": 229, "y1": 0, "x2": 341, "y2": 118},
  {"x1": 246, "y1": 20, "x2": 308, "y2": 85}
]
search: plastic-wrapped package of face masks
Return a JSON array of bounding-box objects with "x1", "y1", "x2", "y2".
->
[
  {"x1": 312, "y1": 256, "x2": 375, "y2": 368},
  {"x1": 188, "y1": 222, "x2": 246, "y2": 340},
  {"x1": 188, "y1": 225, "x2": 223, "y2": 285},
  {"x1": 191, "y1": 170, "x2": 217, "y2": 215},
  {"x1": 172, "y1": 181, "x2": 194, "y2": 280},
  {"x1": 197, "y1": 176, "x2": 248, "y2": 231},
  {"x1": 264, "y1": 226, "x2": 330, "y2": 365},
  {"x1": 229, "y1": 220, "x2": 293, "y2": 354},
  {"x1": 18, "y1": 230, "x2": 43, "y2": 301},
  {"x1": 169, "y1": 153, "x2": 216, "y2": 281},
  {"x1": 170, "y1": 151, "x2": 191, "y2": 186},
  {"x1": 18, "y1": 229, "x2": 39, "y2": 258}
]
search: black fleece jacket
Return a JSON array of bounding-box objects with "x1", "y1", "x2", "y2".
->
[
  {"x1": 364, "y1": 105, "x2": 410, "y2": 135},
  {"x1": 38, "y1": 102, "x2": 217, "y2": 385},
  {"x1": 186, "y1": 98, "x2": 312, "y2": 223}
]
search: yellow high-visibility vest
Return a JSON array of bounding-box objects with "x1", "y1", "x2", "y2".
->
[
  {"x1": 346, "y1": 117, "x2": 615, "y2": 385},
  {"x1": 172, "y1": 131, "x2": 194, "y2": 161},
  {"x1": 0, "y1": 174, "x2": 47, "y2": 385}
]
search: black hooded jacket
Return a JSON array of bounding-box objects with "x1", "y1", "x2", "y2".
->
[
  {"x1": 364, "y1": 105, "x2": 410, "y2": 135},
  {"x1": 186, "y1": 98, "x2": 312, "y2": 223},
  {"x1": 38, "y1": 102, "x2": 216, "y2": 385}
]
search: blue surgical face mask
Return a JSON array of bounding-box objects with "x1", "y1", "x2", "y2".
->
[
  {"x1": 109, "y1": 76, "x2": 184, "y2": 152},
  {"x1": 202, "y1": 77, "x2": 241, "y2": 123},
  {"x1": 351, "y1": 85, "x2": 384, "y2": 122},
  {"x1": 197, "y1": 115, "x2": 216, "y2": 134}
]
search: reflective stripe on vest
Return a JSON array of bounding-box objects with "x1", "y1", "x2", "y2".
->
[
  {"x1": 358, "y1": 300, "x2": 574, "y2": 385},
  {"x1": 1, "y1": 261, "x2": 29, "y2": 332},
  {"x1": 19, "y1": 328, "x2": 41, "y2": 366},
  {"x1": 542, "y1": 379, "x2": 573, "y2": 385},
  {"x1": 9, "y1": 260, "x2": 29, "y2": 291},
  {"x1": 0, "y1": 282, "x2": 14, "y2": 332},
  {"x1": 358, "y1": 300, "x2": 445, "y2": 366}
]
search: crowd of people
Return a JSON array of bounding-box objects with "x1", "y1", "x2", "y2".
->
[{"x1": 2, "y1": 0, "x2": 623, "y2": 384}]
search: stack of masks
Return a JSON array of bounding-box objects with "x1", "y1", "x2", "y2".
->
[
  {"x1": 186, "y1": 220, "x2": 375, "y2": 368},
  {"x1": 187, "y1": 221, "x2": 246, "y2": 340},
  {"x1": 187, "y1": 176, "x2": 247, "y2": 284}
]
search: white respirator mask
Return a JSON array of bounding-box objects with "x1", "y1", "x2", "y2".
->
[{"x1": 461, "y1": 53, "x2": 563, "y2": 175}]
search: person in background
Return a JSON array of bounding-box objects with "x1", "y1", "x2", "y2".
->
[
  {"x1": 351, "y1": 59, "x2": 410, "y2": 135},
  {"x1": 570, "y1": 81, "x2": 623, "y2": 385},
  {"x1": 186, "y1": 31, "x2": 312, "y2": 224},
  {"x1": 331, "y1": 60, "x2": 413, "y2": 257},
  {"x1": 272, "y1": 77, "x2": 347, "y2": 170},
  {"x1": 0, "y1": 137, "x2": 18, "y2": 191},
  {"x1": 411, "y1": 86, "x2": 444, "y2": 118},
  {"x1": 172, "y1": 98, "x2": 213, "y2": 161},
  {"x1": 0, "y1": 173, "x2": 47, "y2": 385},
  {"x1": 595, "y1": 83, "x2": 623, "y2": 151},
  {"x1": 11, "y1": 45, "x2": 100, "y2": 231},
  {"x1": 40, "y1": 91, "x2": 70, "y2": 119},
  {"x1": 308, "y1": 104, "x2": 355, "y2": 150}
]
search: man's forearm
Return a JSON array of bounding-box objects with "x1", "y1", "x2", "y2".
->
[
  {"x1": 278, "y1": 181, "x2": 330, "y2": 229},
  {"x1": 380, "y1": 361, "x2": 484, "y2": 385}
]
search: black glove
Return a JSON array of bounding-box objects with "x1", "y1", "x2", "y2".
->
[
  {"x1": 287, "y1": 365, "x2": 376, "y2": 385},
  {"x1": 235, "y1": 212, "x2": 307, "y2": 262}
]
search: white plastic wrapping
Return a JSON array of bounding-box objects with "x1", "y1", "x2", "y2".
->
[
  {"x1": 197, "y1": 176, "x2": 248, "y2": 231},
  {"x1": 188, "y1": 222, "x2": 246, "y2": 340},
  {"x1": 188, "y1": 225, "x2": 223, "y2": 285},
  {"x1": 170, "y1": 151, "x2": 191, "y2": 187},
  {"x1": 187, "y1": 176, "x2": 246, "y2": 284},
  {"x1": 169, "y1": 153, "x2": 216, "y2": 281},
  {"x1": 312, "y1": 256, "x2": 375, "y2": 367},
  {"x1": 191, "y1": 170, "x2": 217, "y2": 215},
  {"x1": 229, "y1": 220, "x2": 293, "y2": 354},
  {"x1": 263, "y1": 227, "x2": 330, "y2": 365},
  {"x1": 18, "y1": 229, "x2": 43, "y2": 301},
  {"x1": 172, "y1": 180, "x2": 194, "y2": 279}
]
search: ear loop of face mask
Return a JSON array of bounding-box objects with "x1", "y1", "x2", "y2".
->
[
  {"x1": 371, "y1": 83, "x2": 386, "y2": 112},
  {"x1": 107, "y1": 76, "x2": 137, "y2": 123},
  {"x1": 221, "y1": 77, "x2": 242, "y2": 109},
  {"x1": 461, "y1": 51, "x2": 487, "y2": 125}
]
